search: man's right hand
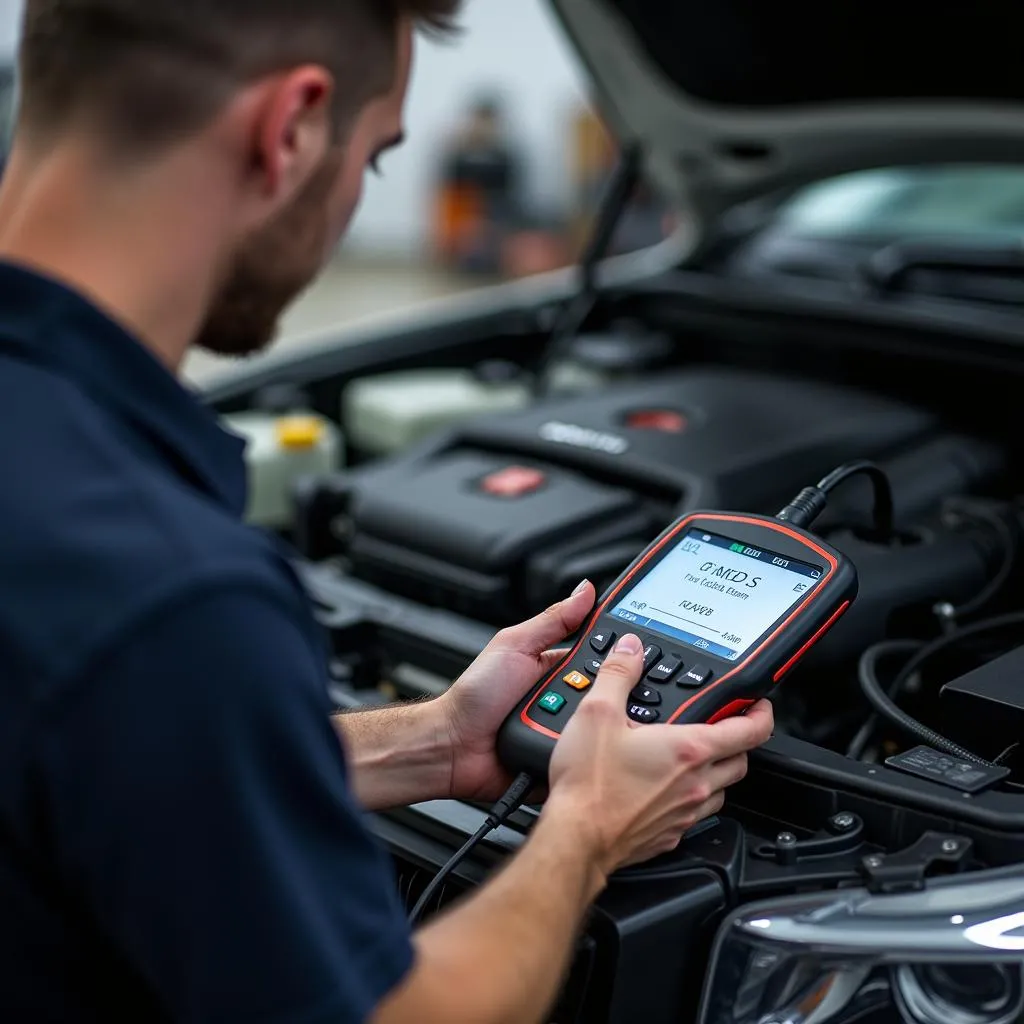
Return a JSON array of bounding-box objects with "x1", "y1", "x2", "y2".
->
[
  {"x1": 375, "y1": 631, "x2": 774, "y2": 1024},
  {"x1": 545, "y1": 632, "x2": 774, "y2": 877}
]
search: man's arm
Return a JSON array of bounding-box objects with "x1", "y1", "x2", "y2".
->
[
  {"x1": 375, "y1": 798, "x2": 603, "y2": 1024},
  {"x1": 378, "y1": 645, "x2": 774, "y2": 1024},
  {"x1": 333, "y1": 700, "x2": 455, "y2": 811}
]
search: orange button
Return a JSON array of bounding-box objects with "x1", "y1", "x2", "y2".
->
[{"x1": 563, "y1": 670, "x2": 591, "y2": 691}]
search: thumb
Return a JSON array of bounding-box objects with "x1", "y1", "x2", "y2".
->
[
  {"x1": 590, "y1": 633, "x2": 644, "y2": 704},
  {"x1": 491, "y1": 580, "x2": 596, "y2": 657}
]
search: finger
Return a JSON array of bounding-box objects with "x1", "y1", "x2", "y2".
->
[
  {"x1": 538, "y1": 647, "x2": 572, "y2": 674},
  {"x1": 589, "y1": 634, "x2": 644, "y2": 704},
  {"x1": 681, "y1": 701, "x2": 775, "y2": 761},
  {"x1": 491, "y1": 580, "x2": 596, "y2": 657},
  {"x1": 705, "y1": 751, "x2": 749, "y2": 791},
  {"x1": 687, "y1": 790, "x2": 726, "y2": 827}
]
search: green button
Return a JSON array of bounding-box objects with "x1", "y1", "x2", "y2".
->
[{"x1": 538, "y1": 691, "x2": 566, "y2": 714}]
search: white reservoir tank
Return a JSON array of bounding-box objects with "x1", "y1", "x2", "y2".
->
[
  {"x1": 221, "y1": 410, "x2": 344, "y2": 529},
  {"x1": 342, "y1": 366, "x2": 530, "y2": 456}
]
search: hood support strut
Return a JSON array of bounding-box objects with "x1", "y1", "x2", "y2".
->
[{"x1": 534, "y1": 141, "x2": 643, "y2": 393}]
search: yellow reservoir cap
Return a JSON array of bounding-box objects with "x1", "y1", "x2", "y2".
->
[{"x1": 275, "y1": 415, "x2": 325, "y2": 450}]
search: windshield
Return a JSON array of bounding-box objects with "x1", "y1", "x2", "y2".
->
[
  {"x1": 722, "y1": 165, "x2": 1024, "y2": 307},
  {"x1": 774, "y1": 166, "x2": 1024, "y2": 242}
]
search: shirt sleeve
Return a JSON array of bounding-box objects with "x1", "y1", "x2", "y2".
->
[{"x1": 35, "y1": 582, "x2": 414, "y2": 1024}]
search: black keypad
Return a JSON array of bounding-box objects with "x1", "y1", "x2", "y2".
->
[
  {"x1": 585, "y1": 658, "x2": 603, "y2": 675},
  {"x1": 627, "y1": 703, "x2": 660, "y2": 724},
  {"x1": 630, "y1": 684, "x2": 662, "y2": 706},
  {"x1": 678, "y1": 663, "x2": 714, "y2": 688},
  {"x1": 590, "y1": 630, "x2": 615, "y2": 654},
  {"x1": 647, "y1": 657, "x2": 682, "y2": 683},
  {"x1": 642, "y1": 644, "x2": 662, "y2": 672}
]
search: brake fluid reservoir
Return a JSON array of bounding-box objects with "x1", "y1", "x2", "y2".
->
[
  {"x1": 221, "y1": 411, "x2": 344, "y2": 529},
  {"x1": 342, "y1": 367, "x2": 530, "y2": 456}
]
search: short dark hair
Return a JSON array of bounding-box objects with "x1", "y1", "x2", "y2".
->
[{"x1": 18, "y1": 0, "x2": 461, "y2": 151}]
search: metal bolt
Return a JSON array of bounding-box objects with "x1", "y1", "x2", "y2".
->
[
  {"x1": 941, "y1": 839, "x2": 960, "y2": 853},
  {"x1": 831, "y1": 812, "x2": 856, "y2": 831},
  {"x1": 864, "y1": 855, "x2": 884, "y2": 868},
  {"x1": 776, "y1": 832, "x2": 797, "y2": 846}
]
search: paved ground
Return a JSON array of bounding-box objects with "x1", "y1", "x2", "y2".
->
[{"x1": 183, "y1": 260, "x2": 481, "y2": 387}]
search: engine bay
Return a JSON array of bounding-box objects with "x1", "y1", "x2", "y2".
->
[
  {"x1": 278, "y1": 351, "x2": 1018, "y2": 763},
  {"x1": 215, "y1": 309, "x2": 1024, "y2": 1022}
]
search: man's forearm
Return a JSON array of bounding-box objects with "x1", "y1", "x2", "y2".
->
[
  {"x1": 374, "y1": 800, "x2": 606, "y2": 1024},
  {"x1": 333, "y1": 700, "x2": 453, "y2": 811}
]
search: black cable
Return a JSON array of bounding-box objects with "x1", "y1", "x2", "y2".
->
[
  {"x1": 934, "y1": 500, "x2": 1017, "y2": 626},
  {"x1": 408, "y1": 771, "x2": 533, "y2": 926},
  {"x1": 845, "y1": 639, "x2": 921, "y2": 760},
  {"x1": 849, "y1": 610, "x2": 1024, "y2": 763},
  {"x1": 856, "y1": 639, "x2": 995, "y2": 765},
  {"x1": 848, "y1": 506, "x2": 1020, "y2": 758},
  {"x1": 818, "y1": 460, "x2": 895, "y2": 541},
  {"x1": 776, "y1": 460, "x2": 894, "y2": 540},
  {"x1": 888, "y1": 609, "x2": 1024, "y2": 705}
]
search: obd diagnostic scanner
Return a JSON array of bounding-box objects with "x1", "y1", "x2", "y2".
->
[
  {"x1": 410, "y1": 462, "x2": 884, "y2": 925},
  {"x1": 497, "y1": 510, "x2": 858, "y2": 777}
]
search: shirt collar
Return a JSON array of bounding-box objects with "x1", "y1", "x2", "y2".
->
[{"x1": 0, "y1": 260, "x2": 248, "y2": 517}]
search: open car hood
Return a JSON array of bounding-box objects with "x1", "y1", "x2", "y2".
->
[{"x1": 551, "y1": 0, "x2": 1024, "y2": 224}]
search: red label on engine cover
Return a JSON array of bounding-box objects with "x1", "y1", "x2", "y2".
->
[
  {"x1": 624, "y1": 409, "x2": 688, "y2": 433},
  {"x1": 480, "y1": 466, "x2": 546, "y2": 498}
]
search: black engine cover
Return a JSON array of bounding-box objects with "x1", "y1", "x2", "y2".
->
[{"x1": 339, "y1": 369, "x2": 936, "y2": 622}]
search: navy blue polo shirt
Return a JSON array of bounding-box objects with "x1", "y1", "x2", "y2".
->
[{"x1": 0, "y1": 263, "x2": 413, "y2": 1022}]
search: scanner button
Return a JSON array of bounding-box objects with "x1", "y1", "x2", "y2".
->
[
  {"x1": 647, "y1": 658, "x2": 682, "y2": 682},
  {"x1": 538, "y1": 691, "x2": 566, "y2": 714},
  {"x1": 585, "y1": 658, "x2": 603, "y2": 675},
  {"x1": 628, "y1": 703, "x2": 660, "y2": 724},
  {"x1": 563, "y1": 670, "x2": 591, "y2": 691},
  {"x1": 630, "y1": 684, "x2": 662, "y2": 706},
  {"x1": 590, "y1": 630, "x2": 615, "y2": 654},
  {"x1": 642, "y1": 644, "x2": 662, "y2": 671},
  {"x1": 679, "y1": 664, "x2": 713, "y2": 688}
]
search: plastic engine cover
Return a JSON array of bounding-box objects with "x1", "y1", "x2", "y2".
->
[{"x1": 340, "y1": 369, "x2": 936, "y2": 622}]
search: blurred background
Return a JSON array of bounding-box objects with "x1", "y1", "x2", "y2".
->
[{"x1": 0, "y1": 0, "x2": 675, "y2": 385}]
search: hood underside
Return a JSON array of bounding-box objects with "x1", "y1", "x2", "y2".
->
[{"x1": 551, "y1": 0, "x2": 1024, "y2": 222}]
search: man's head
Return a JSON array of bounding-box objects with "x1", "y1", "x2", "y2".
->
[{"x1": 15, "y1": 0, "x2": 460, "y2": 357}]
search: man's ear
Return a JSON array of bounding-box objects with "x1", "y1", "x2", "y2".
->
[{"x1": 248, "y1": 66, "x2": 334, "y2": 213}]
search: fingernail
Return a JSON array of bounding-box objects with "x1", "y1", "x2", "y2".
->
[
  {"x1": 614, "y1": 633, "x2": 642, "y2": 655},
  {"x1": 572, "y1": 579, "x2": 590, "y2": 596}
]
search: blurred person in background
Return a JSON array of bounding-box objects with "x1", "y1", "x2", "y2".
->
[{"x1": 432, "y1": 91, "x2": 570, "y2": 277}]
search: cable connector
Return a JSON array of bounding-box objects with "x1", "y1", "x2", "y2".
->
[
  {"x1": 483, "y1": 771, "x2": 534, "y2": 830},
  {"x1": 776, "y1": 486, "x2": 828, "y2": 530},
  {"x1": 776, "y1": 460, "x2": 894, "y2": 539}
]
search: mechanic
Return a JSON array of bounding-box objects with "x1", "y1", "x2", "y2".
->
[{"x1": 0, "y1": 2, "x2": 774, "y2": 1022}]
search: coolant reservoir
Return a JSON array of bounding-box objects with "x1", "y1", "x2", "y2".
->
[
  {"x1": 342, "y1": 366, "x2": 530, "y2": 456},
  {"x1": 221, "y1": 411, "x2": 344, "y2": 529}
]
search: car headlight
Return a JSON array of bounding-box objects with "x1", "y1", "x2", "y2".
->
[{"x1": 697, "y1": 868, "x2": 1024, "y2": 1024}]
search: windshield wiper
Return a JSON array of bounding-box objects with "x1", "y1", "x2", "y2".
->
[{"x1": 861, "y1": 237, "x2": 1024, "y2": 307}]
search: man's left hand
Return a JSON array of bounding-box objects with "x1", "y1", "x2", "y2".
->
[{"x1": 438, "y1": 580, "x2": 597, "y2": 803}]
